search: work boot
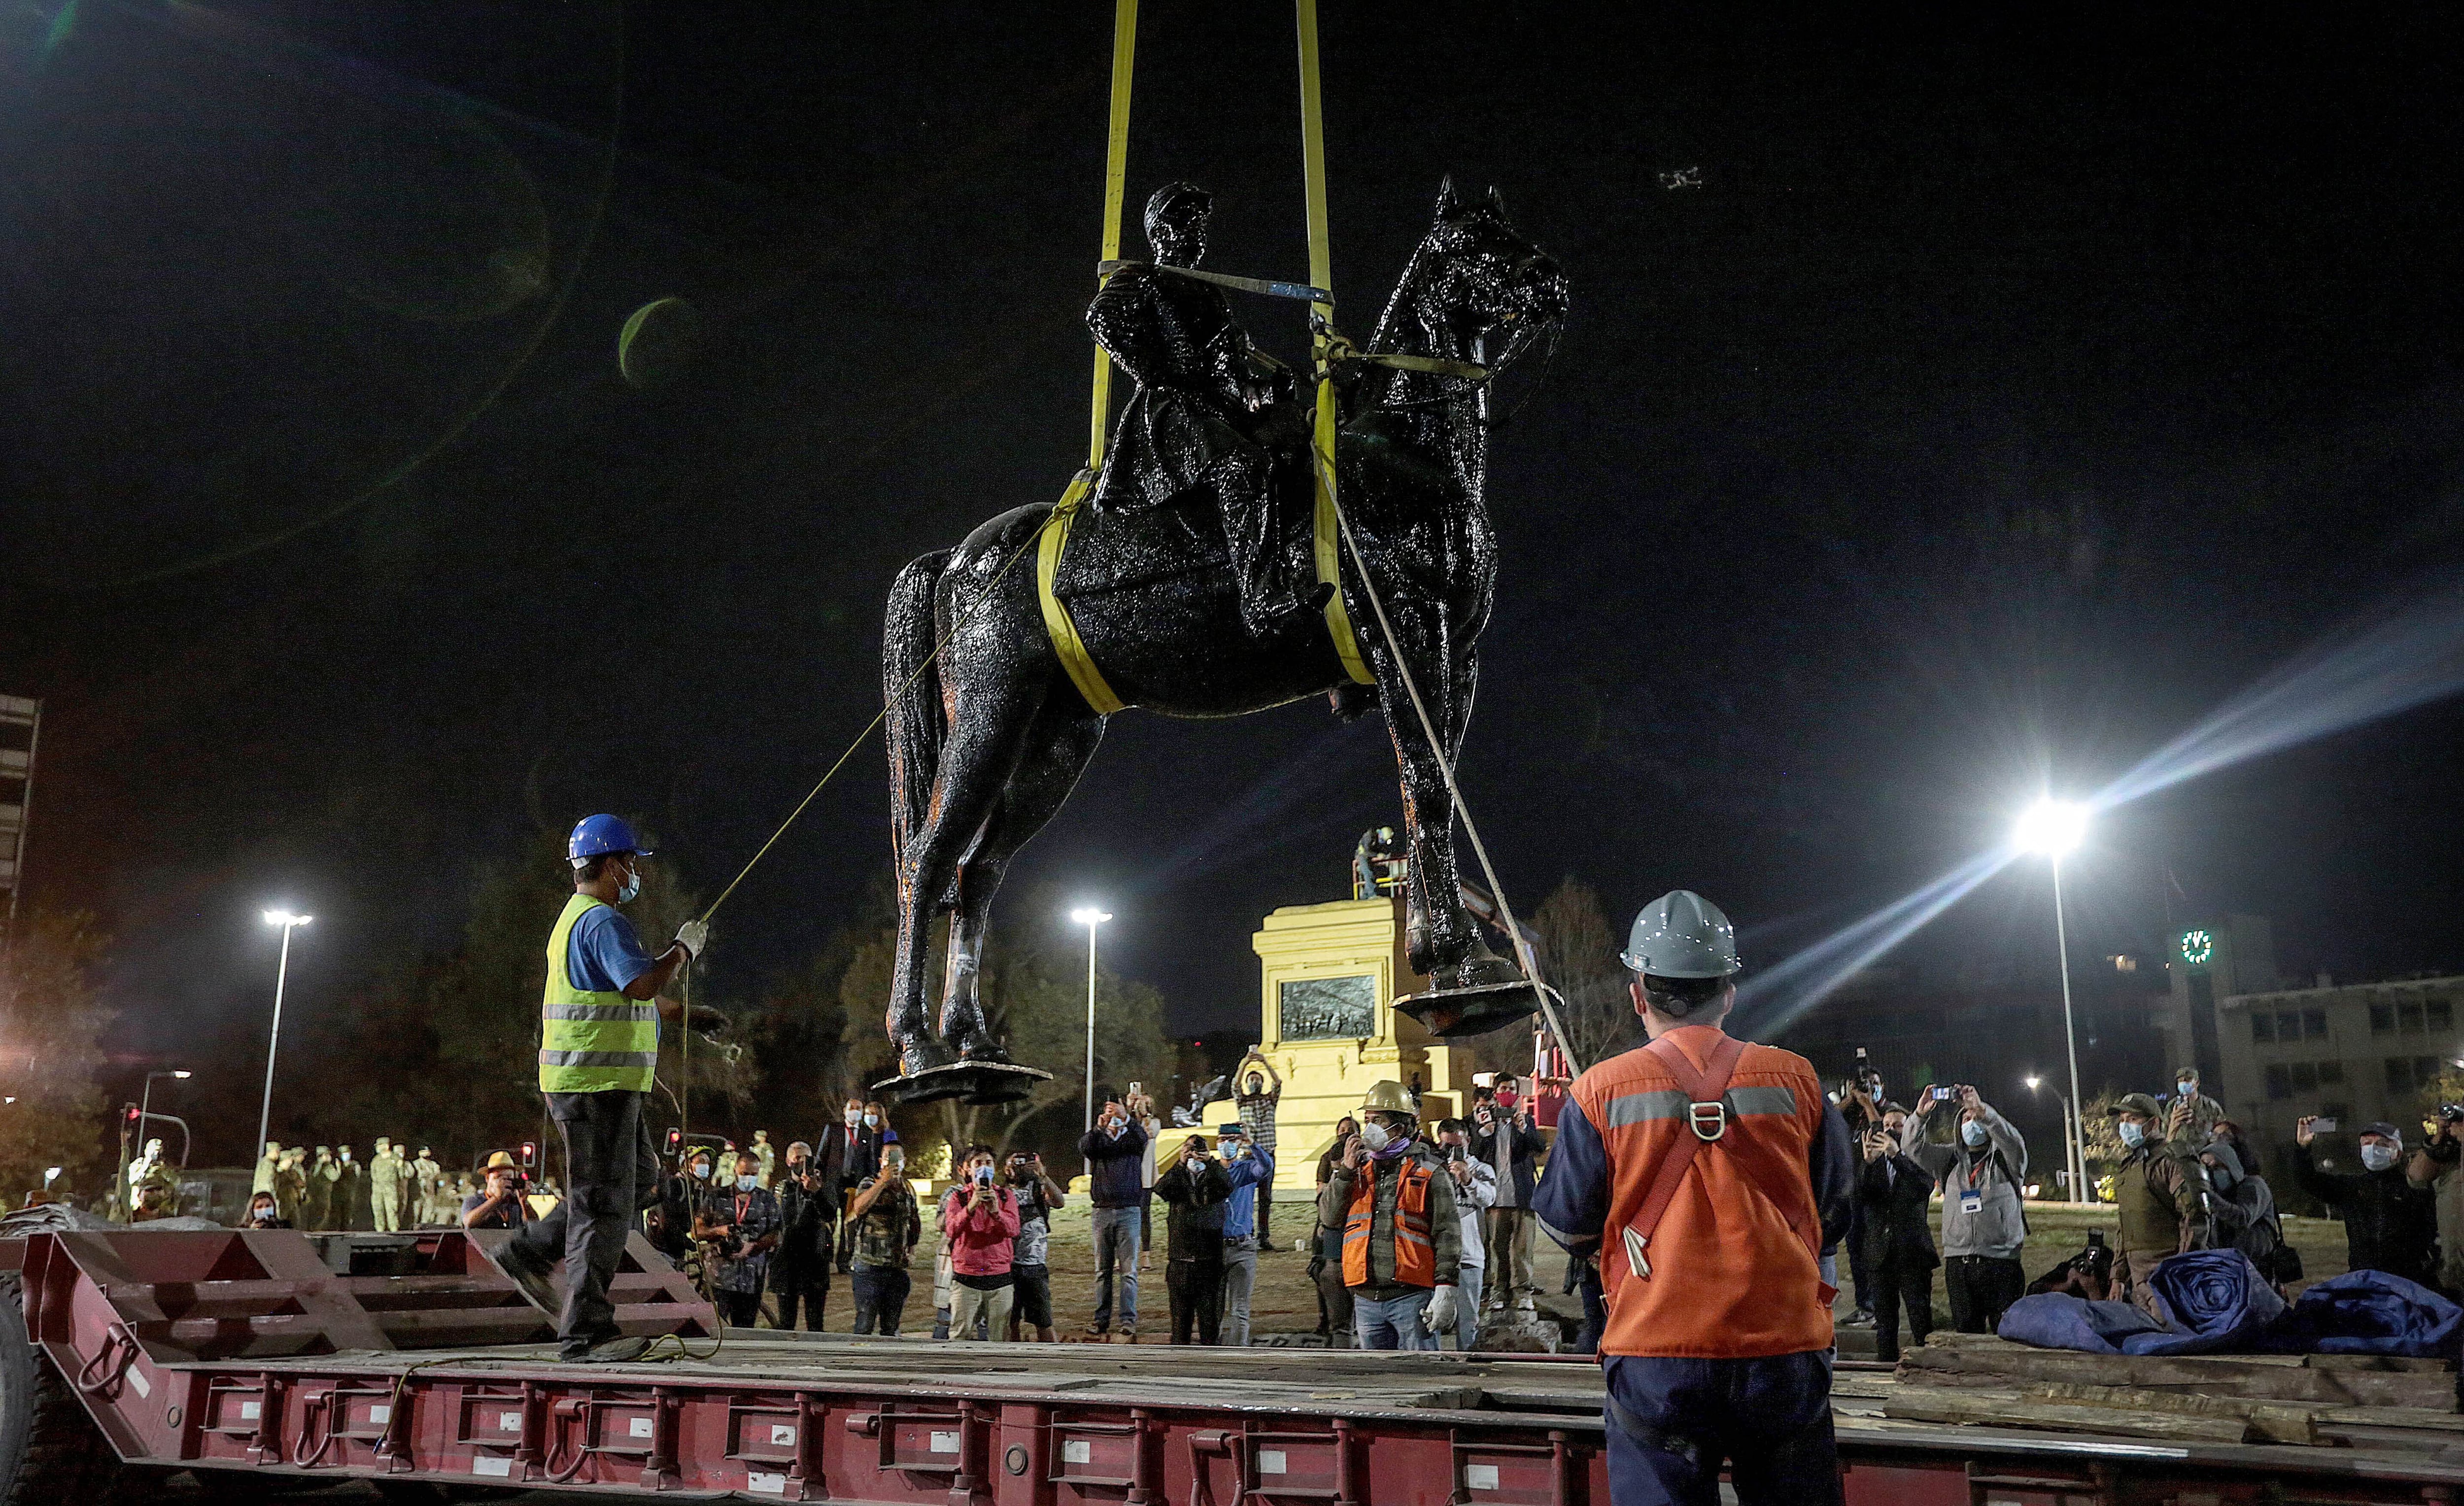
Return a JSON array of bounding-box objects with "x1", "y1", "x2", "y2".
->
[
  {"x1": 495, "y1": 1242, "x2": 560, "y2": 1316},
  {"x1": 579, "y1": 1335, "x2": 654, "y2": 1364}
]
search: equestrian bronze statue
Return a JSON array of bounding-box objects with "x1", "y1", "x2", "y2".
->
[{"x1": 879, "y1": 178, "x2": 1569, "y2": 1103}]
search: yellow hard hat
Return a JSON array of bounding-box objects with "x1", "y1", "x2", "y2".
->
[{"x1": 1359, "y1": 1080, "x2": 1416, "y2": 1116}]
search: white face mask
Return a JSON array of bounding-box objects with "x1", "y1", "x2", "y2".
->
[
  {"x1": 1961, "y1": 1121, "x2": 1988, "y2": 1147},
  {"x1": 2177, "y1": 1081, "x2": 2196, "y2": 1098},
  {"x1": 617, "y1": 860, "x2": 642, "y2": 903},
  {"x1": 846, "y1": 1109, "x2": 862, "y2": 1126},
  {"x1": 863, "y1": 1113, "x2": 879, "y2": 1128},
  {"x1": 2361, "y1": 1143, "x2": 2400, "y2": 1172},
  {"x1": 735, "y1": 1175, "x2": 758, "y2": 1191},
  {"x1": 1359, "y1": 1121, "x2": 1393, "y2": 1153}
]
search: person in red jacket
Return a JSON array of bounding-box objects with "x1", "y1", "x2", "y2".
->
[
  {"x1": 1534, "y1": 890, "x2": 1854, "y2": 1506},
  {"x1": 940, "y1": 1144, "x2": 1021, "y2": 1342}
]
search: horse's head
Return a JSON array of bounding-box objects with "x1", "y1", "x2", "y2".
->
[{"x1": 1411, "y1": 176, "x2": 1569, "y2": 373}]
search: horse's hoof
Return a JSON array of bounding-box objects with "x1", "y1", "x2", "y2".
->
[
  {"x1": 1395, "y1": 978, "x2": 1560, "y2": 1041},
  {"x1": 1438, "y1": 952, "x2": 1525, "y2": 992},
  {"x1": 955, "y1": 1038, "x2": 1015, "y2": 1067},
  {"x1": 899, "y1": 1041, "x2": 957, "y2": 1079},
  {"x1": 875, "y1": 1059, "x2": 1053, "y2": 1107}
]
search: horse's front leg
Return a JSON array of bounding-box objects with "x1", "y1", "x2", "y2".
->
[{"x1": 1369, "y1": 601, "x2": 1484, "y2": 981}]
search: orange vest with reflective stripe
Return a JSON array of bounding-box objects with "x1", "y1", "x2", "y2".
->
[
  {"x1": 1342, "y1": 1156, "x2": 1436, "y2": 1289},
  {"x1": 1575, "y1": 1027, "x2": 1832, "y2": 1358}
]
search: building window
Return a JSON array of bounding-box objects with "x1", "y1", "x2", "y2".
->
[
  {"x1": 2372, "y1": 1003, "x2": 2396, "y2": 1034},
  {"x1": 2431, "y1": 1000, "x2": 2453, "y2": 1032},
  {"x1": 2401, "y1": 1001, "x2": 2425, "y2": 1033},
  {"x1": 2388, "y1": 1058, "x2": 2415, "y2": 1092},
  {"x1": 2418, "y1": 1056, "x2": 2441, "y2": 1088},
  {"x1": 2322, "y1": 1102, "x2": 2351, "y2": 1124},
  {"x1": 2317, "y1": 1060, "x2": 2345, "y2": 1085},
  {"x1": 1278, "y1": 974, "x2": 1376, "y2": 1041},
  {"x1": 2303, "y1": 1009, "x2": 2327, "y2": 1039},
  {"x1": 2277, "y1": 1010, "x2": 2301, "y2": 1039},
  {"x1": 2291, "y1": 1062, "x2": 2318, "y2": 1092},
  {"x1": 2265, "y1": 1064, "x2": 2293, "y2": 1100},
  {"x1": 2252, "y1": 1013, "x2": 2276, "y2": 1044}
]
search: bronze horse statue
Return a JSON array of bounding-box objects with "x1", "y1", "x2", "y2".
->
[{"x1": 880, "y1": 180, "x2": 1569, "y2": 1101}]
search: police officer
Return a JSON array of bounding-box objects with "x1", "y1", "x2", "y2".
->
[
  {"x1": 496, "y1": 814, "x2": 717, "y2": 1364},
  {"x1": 1534, "y1": 890, "x2": 1855, "y2": 1506}
]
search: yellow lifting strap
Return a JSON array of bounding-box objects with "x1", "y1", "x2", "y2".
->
[{"x1": 1036, "y1": 0, "x2": 1376, "y2": 716}]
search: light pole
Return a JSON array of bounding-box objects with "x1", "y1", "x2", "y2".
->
[
  {"x1": 2016, "y1": 800, "x2": 2089, "y2": 1205},
  {"x1": 138, "y1": 1069, "x2": 190, "y2": 1156},
  {"x1": 257, "y1": 910, "x2": 312, "y2": 1157},
  {"x1": 1069, "y1": 906, "x2": 1111, "y2": 1170},
  {"x1": 2024, "y1": 1074, "x2": 2081, "y2": 1203}
]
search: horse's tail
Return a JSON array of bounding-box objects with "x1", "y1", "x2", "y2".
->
[{"x1": 885, "y1": 549, "x2": 952, "y2": 874}]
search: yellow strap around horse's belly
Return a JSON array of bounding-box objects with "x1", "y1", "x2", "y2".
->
[
  {"x1": 1033, "y1": 467, "x2": 1376, "y2": 713},
  {"x1": 1038, "y1": 472, "x2": 1129, "y2": 715}
]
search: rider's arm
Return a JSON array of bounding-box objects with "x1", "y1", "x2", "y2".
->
[{"x1": 1086, "y1": 271, "x2": 1180, "y2": 390}]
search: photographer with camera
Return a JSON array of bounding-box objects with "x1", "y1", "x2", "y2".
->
[
  {"x1": 2406, "y1": 1105, "x2": 2464, "y2": 1293},
  {"x1": 1853, "y1": 1105, "x2": 1939, "y2": 1363},
  {"x1": 1077, "y1": 1095, "x2": 1149, "y2": 1339},
  {"x1": 1470, "y1": 1089, "x2": 1543, "y2": 1311},
  {"x1": 696, "y1": 1150, "x2": 782, "y2": 1328},
  {"x1": 2296, "y1": 1114, "x2": 2436, "y2": 1287},
  {"x1": 1154, "y1": 1133, "x2": 1234, "y2": 1344},
  {"x1": 1904, "y1": 1085, "x2": 2027, "y2": 1333},
  {"x1": 1005, "y1": 1151, "x2": 1067, "y2": 1342},
  {"x1": 1214, "y1": 1123, "x2": 1276, "y2": 1345},
  {"x1": 846, "y1": 1144, "x2": 921, "y2": 1335},
  {"x1": 940, "y1": 1145, "x2": 1021, "y2": 1342},
  {"x1": 1433, "y1": 1118, "x2": 1498, "y2": 1350},
  {"x1": 461, "y1": 1152, "x2": 531, "y2": 1231},
  {"x1": 770, "y1": 1141, "x2": 832, "y2": 1332}
]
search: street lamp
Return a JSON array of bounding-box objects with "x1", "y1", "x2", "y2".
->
[
  {"x1": 2023, "y1": 1074, "x2": 2082, "y2": 1204},
  {"x1": 2016, "y1": 800, "x2": 2089, "y2": 1205},
  {"x1": 257, "y1": 910, "x2": 312, "y2": 1157},
  {"x1": 139, "y1": 1070, "x2": 191, "y2": 1153},
  {"x1": 1069, "y1": 906, "x2": 1112, "y2": 1170}
]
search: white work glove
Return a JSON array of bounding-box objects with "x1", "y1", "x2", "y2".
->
[
  {"x1": 1422, "y1": 1284, "x2": 1459, "y2": 1336},
  {"x1": 674, "y1": 920, "x2": 709, "y2": 959}
]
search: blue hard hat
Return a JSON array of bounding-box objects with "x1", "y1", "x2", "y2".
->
[{"x1": 568, "y1": 814, "x2": 650, "y2": 867}]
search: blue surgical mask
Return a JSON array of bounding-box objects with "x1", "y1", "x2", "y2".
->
[
  {"x1": 2176, "y1": 1081, "x2": 2196, "y2": 1099},
  {"x1": 2361, "y1": 1143, "x2": 2400, "y2": 1172},
  {"x1": 735, "y1": 1174, "x2": 757, "y2": 1191},
  {"x1": 864, "y1": 1113, "x2": 879, "y2": 1128},
  {"x1": 617, "y1": 861, "x2": 642, "y2": 903},
  {"x1": 1960, "y1": 1121, "x2": 1988, "y2": 1147},
  {"x1": 2118, "y1": 1121, "x2": 2146, "y2": 1150}
]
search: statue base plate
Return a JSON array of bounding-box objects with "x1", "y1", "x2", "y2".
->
[
  {"x1": 1393, "y1": 979, "x2": 1561, "y2": 1040},
  {"x1": 875, "y1": 1060, "x2": 1053, "y2": 1107}
]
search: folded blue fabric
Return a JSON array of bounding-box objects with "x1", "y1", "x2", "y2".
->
[
  {"x1": 2120, "y1": 1250, "x2": 2286, "y2": 1355},
  {"x1": 1996, "y1": 1292, "x2": 2169, "y2": 1354},
  {"x1": 2261, "y1": 1270, "x2": 2463, "y2": 1358}
]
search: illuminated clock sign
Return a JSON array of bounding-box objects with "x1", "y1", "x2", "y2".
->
[{"x1": 2180, "y1": 929, "x2": 2215, "y2": 967}]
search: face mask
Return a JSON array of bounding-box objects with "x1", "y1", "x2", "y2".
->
[
  {"x1": 974, "y1": 1166, "x2": 994, "y2": 1185},
  {"x1": 846, "y1": 1109, "x2": 861, "y2": 1125},
  {"x1": 2177, "y1": 1082, "x2": 2196, "y2": 1099},
  {"x1": 1961, "y1": 1121, "x2": 1988, "y2": 1147},
  {"x1": 735, "y1": 1175, "x2": 758, "y2": 1191},
  {"x1": 2205, "y1": 1161, "x2": 2239, "y2": 1190},
  {"x1": 884, "y1": 1161, "x2": 904, "y2": 1180},
  {"x1": 690, "y1": 1163, "x2": 711, "y2": 1180},
  {"x1": 341, "y1": 1152, "x2": 352, "y2": 1164},
  {"x1": 617, "y1": 862, "x2": 641, "y2": 903},
  {"x1": 2117, "y1": 1122, "x2": 2146, "y2": 1150},
  {"x1": 2361, "y1": 1144, "x2": 2399, "y2": 1172},
  {"x1": 1359, "y1": 1121, "x2": 1392, "y2": 1153},
  {"x1": 864, "y1": 1113, "x2": 879, "y2": 1128}
]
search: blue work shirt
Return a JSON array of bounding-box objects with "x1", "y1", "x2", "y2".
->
[
  {"x1": 1220, "y1": 1142, "x2": 1275, "y2": 1239},
  {"x1": 568, "y1": 904, "x2": 656, "y2": 995}
]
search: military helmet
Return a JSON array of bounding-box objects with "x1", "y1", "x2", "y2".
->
[{"x1": 1359, "y1": 1079, "x2": 1416, "y2": 1116}]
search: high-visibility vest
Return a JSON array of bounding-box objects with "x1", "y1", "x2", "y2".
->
[
  {"x1": 1578, "y1": 1027, "x2": 1831, "y2": 1359},
  {"x1": 1342, "y1": 1155, "x2": 1436, "y2": 1289},
  {"x1": 537, "y1": 893, "x2": 659, "y2": 1094}
]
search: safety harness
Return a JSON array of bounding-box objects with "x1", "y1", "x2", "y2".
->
[{"x1": 1618, "y1": 1033, "x2": 1821, "y2": 1282}]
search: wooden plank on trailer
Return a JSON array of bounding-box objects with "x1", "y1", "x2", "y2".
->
[{"x1": 1882, "y1": 1387, "x2": 2253, "y2": 1443}]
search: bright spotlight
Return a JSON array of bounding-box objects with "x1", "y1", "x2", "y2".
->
[
  {"x1": 1069, "y1": 906, "x2": 1112, "y2": 926},
  {"x1": 171, "y1": 1070, "x2": 192, "y2": 1080},
  {"x1": 2024, "y1": 1075, "x2": 2042, "y2": 1091},
  {"x1": 2014, "y1": 799, "x2": 2088, "y2": 858},
  {"x1": 262, "y1": 909, "x2": 312, "y2": 927}
]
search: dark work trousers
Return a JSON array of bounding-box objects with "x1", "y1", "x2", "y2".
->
[
  {"x1": 1943, "y1": 1254, "x2": 2026, "y2": 1335},
  {"x1": 1870, "y1": 1260, "x2": 1936, "y2": 1364},
  {"x1": 715, "y1": 1288, "x2": 761, "y2": 1328},
  {"x1": 1255, "y1": 1184, "x2": 1272, "y2": 1246},
  {"x1": 1167, "y1": 1256, "x2": 1224, "y2": 1345},
  {"x1": 1843, "y1": 1201, "x2": 1876, "y2": 1314},
  {"x1": 511, "y1": 1089, "x2": 658, "y2": 1358},
  {"x1": 1603, "y1": 1351, "x2": 1841, "y2": 1506},
  {"x1": 771, "y1": 1250, "x2": 833, "y2": 1332},
  {"x1": 850, "y1": 1265, "x2": 911, "y2": 1335}
]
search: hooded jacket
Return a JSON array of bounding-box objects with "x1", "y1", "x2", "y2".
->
[{"x1": 1907, "y1": 1104, "x2": 2029, "y2": 1261}]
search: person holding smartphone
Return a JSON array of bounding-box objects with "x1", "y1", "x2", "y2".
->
[
  {"x1": 939, "y1": 1145, "x2": 1021, "y2": 1341},
  {"x1": 1905, "y1": 1086, "x2": 2028, "y2": 1333},
  {"x1": 1153, "y1": 1134, "x2": 1233, "y2": 1344},
  {"x1": 1851, "y1": 1107, "x2": 1939, "y2": 1362}
]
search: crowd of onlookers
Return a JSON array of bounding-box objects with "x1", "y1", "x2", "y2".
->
[{"x1": 240, "y1": 1138, "x2": 554, "y2": 1232}]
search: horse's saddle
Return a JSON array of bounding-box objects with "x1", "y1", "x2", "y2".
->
[{"x1": 1051, "y1": 453, "x2": 1318, "y2": 602}]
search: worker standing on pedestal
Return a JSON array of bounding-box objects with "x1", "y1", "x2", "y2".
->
[
  {"x1": 1534, "y1": 890, "x2": 1855, "y2": 1506},
  {"x1": 497, "y1": 814, "x2": 717, "y2": 1364}
]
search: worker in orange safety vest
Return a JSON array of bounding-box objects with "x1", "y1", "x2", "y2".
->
[
  {"x1": 1317, "y1": 1080, "x2": 1462, "y2": 1350},
  {"x1": 1533, "y1": 890, "x2": 1855, "y2": 1506}
]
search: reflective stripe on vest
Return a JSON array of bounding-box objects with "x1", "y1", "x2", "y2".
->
[
  {"x1": 1341, "y1": 1157, "x2": 1436, "y2": 1289},
  {"x1": 538, "y1": 893, "x2": 658, "y2": 1093}
]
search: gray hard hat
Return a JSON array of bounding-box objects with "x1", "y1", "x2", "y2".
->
[{"x1": 1620, "y1": 890, "x2": 1742, "y2": 978}]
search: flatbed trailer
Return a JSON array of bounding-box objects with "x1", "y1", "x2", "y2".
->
[{"x1": 1, "y1": 1228, "x2": 2459, "y2": 1505}]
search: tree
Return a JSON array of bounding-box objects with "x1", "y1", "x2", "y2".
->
[
  {"x1": 1531, "y1": 877, "x2": 1637, "y2": 1073},
  {"x1": 0, "y1": 912, "x2": 114, "y2": 1205}
]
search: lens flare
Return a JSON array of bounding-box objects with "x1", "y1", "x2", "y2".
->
[{"x1": 1732, "y1": 846, "x2": 2014, "y2": 1035}]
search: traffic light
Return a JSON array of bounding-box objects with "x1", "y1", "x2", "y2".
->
[
  {"x1": 665, "y1": 1128, "x2": 682, "y2": 1154},
  {"x1": 123, "y1": 1103, "x2": 139, "y2": 1127},
  {"x1": 518, "y1": 1141, "x2": 537, "y2": 1169}
]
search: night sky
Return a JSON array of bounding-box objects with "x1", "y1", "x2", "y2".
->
[{"x1": 6, "y1": 3, "x2": 2464, "y2": 1161}]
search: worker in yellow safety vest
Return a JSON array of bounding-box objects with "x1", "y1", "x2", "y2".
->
[{"x1": 497, "y1": 813, "x2": 718, "y2": 1363}]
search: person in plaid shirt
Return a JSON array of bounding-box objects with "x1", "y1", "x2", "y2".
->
[
  {"x1": 695, "y1": 1150, "x2": 782, "y2": 1328},
  {"x1": 1235, "y1": 1049, "x2": 1283, "y2": 1243}
]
